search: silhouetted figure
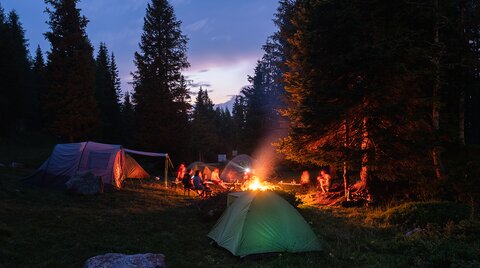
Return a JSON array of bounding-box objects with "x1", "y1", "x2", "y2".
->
[{"x1": 317, "y1": 170, "x2": 331, "y2": 193}]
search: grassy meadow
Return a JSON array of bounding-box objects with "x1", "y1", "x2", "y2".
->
[
  {"x1": 0, "y1": 139, "x2": 479, "y2": 267},
  {"x1": 1, "y1": 168, "x2": 479, "y2": 267}
]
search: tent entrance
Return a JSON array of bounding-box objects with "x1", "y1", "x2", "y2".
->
[
  {"x1": 123, "y1": 148, "x2": 173, "y2": 187},
  {"x1": 125, "y1": 154, "x2": 150, "y2": 179}
]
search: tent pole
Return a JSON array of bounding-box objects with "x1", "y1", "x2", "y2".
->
[{"x1": 164, "y1": 154, "x2": 169, "y2": 187}]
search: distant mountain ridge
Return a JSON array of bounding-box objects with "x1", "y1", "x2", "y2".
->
[{"x1": 214, "y1": 96, "x2": 235, "y2": 112}]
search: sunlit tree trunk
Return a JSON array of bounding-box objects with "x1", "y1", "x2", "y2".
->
[
  {"x1": 343, "y1": 119, "x2": 350, "y2": 199},
  {"x1": 360, "y1": 115, "x2": 371, "y2": 194}
]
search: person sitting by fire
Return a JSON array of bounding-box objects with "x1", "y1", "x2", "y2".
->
[
  {"x1": 300, "y1": 170, "x2": 310, "y2": 188},
  {"x1": 211, "y1": 168, "x2": 227, "y2": 189},
  {"x1": 317, "y1": 170, "x2": 331, "y2": 193},
  {"x1": 182, "y1": 168, "x2": 193, "y2": 190},
  {"x1": 175, "y1": 163, "x2": 186, "y2": 183},
  {"x1": 193, "y1": 170, "x2": 212, "y2": 196}
]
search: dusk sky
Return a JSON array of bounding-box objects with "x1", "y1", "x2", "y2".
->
[{"x1": 2, "y1": 0, "x2": 279, "y2": 104}]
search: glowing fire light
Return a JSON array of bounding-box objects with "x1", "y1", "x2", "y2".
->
[
  {"x1": 244, "y1": 176, "x2": 275, "y2": 191},
  {"x1": 249, "y1": 177, "x2": 261, "y2": 190}
]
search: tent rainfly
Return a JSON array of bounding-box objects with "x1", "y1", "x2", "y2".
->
[
  {"x1": 208, "y1": 190, "x2": 322, "y2": 257},
  {"x1": 24, "y1": 141, "x2": 168, "y2": 190}
]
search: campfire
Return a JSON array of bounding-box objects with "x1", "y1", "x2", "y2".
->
[{"x1": 242, "y1": 176, "x2": 276, "y2": 191}]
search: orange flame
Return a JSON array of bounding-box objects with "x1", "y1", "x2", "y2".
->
[{"x1": 244, "y1": 176, "x2": 275, "y2": 191}]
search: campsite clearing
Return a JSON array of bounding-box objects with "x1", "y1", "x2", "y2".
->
[{"x1": 1, "y1": 168, "x2": 479, "y2": 267}]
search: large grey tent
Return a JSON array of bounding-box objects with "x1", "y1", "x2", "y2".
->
[
  {"x1": 25, "y1": 141, "x2": 165, "y2": 190},
  {"x1": 208, "y1": 190, "x2": 322, "y2": 257}
]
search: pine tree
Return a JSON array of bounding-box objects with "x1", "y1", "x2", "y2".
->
[
  {"x1": 191, "y1": 88, "x2": 217, "y2": 161},
  {"x1": 109, "y1": 52, "x2": 122, "y2": 104},
  {"x1": 214, "y1": 107, "x2": 234, "y2": 157},
  {"x1": 232, "y1": 95, "x2": 246, "y2": 151},
  {"x1": 0, "y1": 4, "x2": 8, "y2": 137},
  {"x1": 121, "y1": 91, "x2": 135, "y2": 146},
  {"x1": 44, "y1": 0, "x2": 99, "y2": 142},
  {"x1": 0, "y1": 10, "x2": 31, "y2": 135},
  {"x1": 95, "y1": 42, "x2": 121, "y2": 142},
  {"x1": 240, "y1": 37, "x2": 287, "y2": 154},
  {"x1": 132, "y1": 0, "x2": 190, "y2": 158},
  {"x1": 31, "y1": 45, "x2": 47, "y2": 129},
  {"x1": 241, "y1": 63, "x2": 268, "y2": 153}
]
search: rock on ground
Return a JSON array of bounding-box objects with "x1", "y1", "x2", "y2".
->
[
  {"x1": 84, "y1": 253, "x2": 166, "y2": 268},
  {"x1": 66, "y1": 171, "x2": 104, "y2": 195}
]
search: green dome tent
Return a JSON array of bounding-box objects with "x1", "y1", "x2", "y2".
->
[{"x1": 208, "y1": 191, "x2": 322, "y2": 257}]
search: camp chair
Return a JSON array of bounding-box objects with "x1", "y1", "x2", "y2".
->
[
  {"x1": 183, "y1": 184, "x2": 193, "y2": 196},
  {"x1": 203, "y1": 187, "x2": 213, "y2": 198},
  {"x1": 170, "y1": 180, "x2": 182, "y2": 191}
]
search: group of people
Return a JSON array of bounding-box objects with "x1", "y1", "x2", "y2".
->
[
  {"x1": 300, "y1": 169, "x2": 332, "y2": 193},
  {"x1": 175, "y1": 163, "x2": 333, "y2": 195},
  {"x1": 175, "y1": 164, "x2": 227, "y2": 196}
]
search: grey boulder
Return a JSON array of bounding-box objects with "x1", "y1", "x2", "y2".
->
[
  {"x1": 66, "y1": 171, "x2": 104, "y2": 195},
  {"x1": 84, "y1": 253, "x2": 166, "y2": 268}
]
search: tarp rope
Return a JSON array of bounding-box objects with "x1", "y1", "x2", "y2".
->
[{"x1": 124, "y1": 148, "x2": 167, "y2": 157}]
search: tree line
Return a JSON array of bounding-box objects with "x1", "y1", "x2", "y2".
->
[
  {"x1": 0, "y1": 1, "x2": 124, "y2": 144},
  {"x1": 0, "y1": 0, "x2": 272, "y2": 163},
  {"x1": 2, "y1": 0, "x2": 479, "y2": 203}
]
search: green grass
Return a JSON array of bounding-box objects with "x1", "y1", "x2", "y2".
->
[
  {"x1": 1, "y1": 168, "x2": 479, "y2": 267},
  {"x1": 367, "y1": 201, "x2": 473, "y2": 227}
]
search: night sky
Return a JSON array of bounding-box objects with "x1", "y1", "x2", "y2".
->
[{"x1": 1, "y1": 0, "x2": 279, "y2": 104}]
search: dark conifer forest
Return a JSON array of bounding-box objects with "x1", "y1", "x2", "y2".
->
[{"x1": 0, "y1": 0, "x2": 479, "y2": 203}]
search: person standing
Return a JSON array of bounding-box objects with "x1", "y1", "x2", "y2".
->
[{"x1": 176, "y1": 163, "x2": 186, "y2": 183}]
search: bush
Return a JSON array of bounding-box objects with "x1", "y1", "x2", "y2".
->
[{"x1": 374, "y1": 201, "x2": 472, "y2": 227}]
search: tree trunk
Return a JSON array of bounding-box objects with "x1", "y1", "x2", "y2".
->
[
  {"x1": 459, "y1": 89, "x2": 466, "y2": 146},
  {"x1": 360, "y1": 116, "x2": 371, "y2": 194},
  {"x1": 343, "y1": 160, "x2": 349, "y2": 199},
  {"x1": 432, "y1": 0, "x2": 447, "y2": 181},
  {"x1": 432, "y1": 147, "x2": 446, "y2": 180},
  {"x1": 343, "y1": 119, "x2": 349, "y2": 200},
  {"x1": 458, "y1": 5, "x2": 466, "y2": 146}
]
